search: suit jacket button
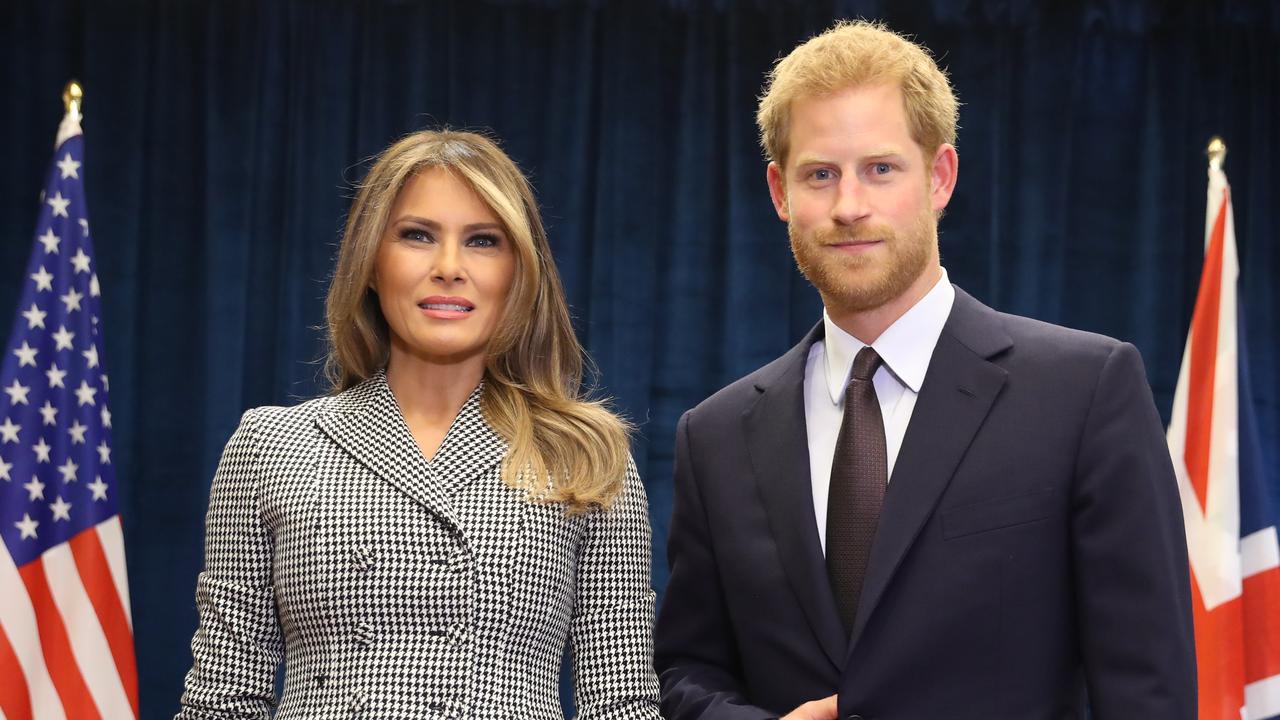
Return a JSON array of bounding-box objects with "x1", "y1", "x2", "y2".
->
[{"x1": 847, "y1": 715, "x2": 864, "y2": 720}]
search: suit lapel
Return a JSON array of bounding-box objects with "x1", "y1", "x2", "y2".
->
[
  {"x1": 848, "y1": 288, "x2": 1013, "y2": 651},
  {"x1": 314, "y1": 372, "x2": 488, "y2": 532},
  {"x1": 744, "y1": 324, "x2": 848, "y2": 668}
]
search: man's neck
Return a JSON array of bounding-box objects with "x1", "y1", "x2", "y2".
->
[{"x1": 826, "y1": 264, "x2": 943, "y2": 345}]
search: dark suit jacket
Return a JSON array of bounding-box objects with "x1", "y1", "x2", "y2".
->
[{"x1": 654, "y1": 287, "x2": 1196, "y2": 719}]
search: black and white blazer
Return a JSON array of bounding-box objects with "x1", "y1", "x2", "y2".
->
[{"x1": 176, "y1": 372, "x2": 661, "y2": 719}]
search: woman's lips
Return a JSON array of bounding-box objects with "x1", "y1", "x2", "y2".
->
[{"x1": 418, "y1": 296, "x2": 474, "y2": 319}]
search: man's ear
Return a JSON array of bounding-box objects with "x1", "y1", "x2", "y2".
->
[
  {"x1": 929, "y1": 143, "x2": 959, "y2": 213},
  {"x1": 766, "y1": 161, "x2": 790, "y2": 222}
]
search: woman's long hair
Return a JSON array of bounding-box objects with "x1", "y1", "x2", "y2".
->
[{"x1": 325, "y1": 130, "x2": 631, "y2": 512}]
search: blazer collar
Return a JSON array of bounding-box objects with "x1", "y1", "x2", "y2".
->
[
  {"x1": 314, "y1": 371, "x2": 508, "y2": 526},
  {"x1": 848, "y1": 286, "x2": 1012, "y2": 652}
]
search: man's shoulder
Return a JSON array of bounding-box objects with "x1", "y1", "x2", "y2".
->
[
  {"x1": 683, "y1": 333, "x2": 814, "y2": 431},
  {"x1": 952, "y1": 288, "x2": 1130, "y2": 367},
  {"x1": 996, "y1": 309, "x2": 1122, "y2": 353},
  {"x1": 690, "y1": 357, "x2": 782, "y2": 417}
]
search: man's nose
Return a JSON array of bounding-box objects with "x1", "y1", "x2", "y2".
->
[{"x1": 830, "y1": 176, "x2": 871, "y2": 225}]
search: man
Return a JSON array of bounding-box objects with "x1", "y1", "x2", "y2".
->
[{"x1": 654, "y1": 20, "x2": 1196, "y2": 720}]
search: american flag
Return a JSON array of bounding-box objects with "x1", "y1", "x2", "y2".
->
[
  {"x1": 0, "y1": 103, "x2": 138, "y2": 719},
  {"x1": 1168, "y1": 143, "x2": 1280, "y2": 720}
]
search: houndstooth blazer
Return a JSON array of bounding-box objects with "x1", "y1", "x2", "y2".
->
[{"x1": 176, "y1": 372, "x2": 661, "y2": 719}]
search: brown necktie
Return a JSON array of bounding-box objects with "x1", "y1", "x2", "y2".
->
[{"x1": 826, "y1": 346, "x2": 887, "y2": 632}]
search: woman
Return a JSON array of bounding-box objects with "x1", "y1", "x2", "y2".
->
[{"x1": 177, "y1": 130, "x2": 661, "y2": 718}]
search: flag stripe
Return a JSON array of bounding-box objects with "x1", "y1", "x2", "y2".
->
[
  {"x1": 1183, "y1": 188, "x2": 1229, "y2": 511},
  {"x1": 42, "y1": 546, "x2": 133, "y2": 720},
  {"x1": 1243, "y1": 566, "x2": 1280, "y2": 685},
  {"x1": 67, "y1": 527, "x2": 137, "y2": 715},
  {"x1": 16, "y1": 561, "x2": 101, "y2": 720},
  {"x1": 1245, "y1": 674, "x2": 1280, "y2": 720},
  {"x1": 94, "y1": 518, "x2": 131, "y2": 630},
  {"x1": 0, "y1": 619, "x2": 33, "y2": 720},
  {"x1": 0, "y1": 548, "x2": 66, "y2": 720},
  {"x1": 1243, "y1": 527, "x2": 1280, "y2": 579},
  {"x1": 1192, "y1": 573, "x2": 1246, "y2": 720}
]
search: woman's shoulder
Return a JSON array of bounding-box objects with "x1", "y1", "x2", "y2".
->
[
  {"x1": 241, "y1": 395, "x2": 326, "y2": 431},
  {"x1": 234, "y1": 374, "x2": 386, "y2": 446}
]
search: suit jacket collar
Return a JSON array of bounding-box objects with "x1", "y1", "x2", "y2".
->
[
  {"x1": 314, "y1": 371, "x2": 509, "y2": 529},
  {"x1": 744, "y1": 286, "x2": 1013, "y2": 669},
  {"x1": 848, "y1": 287, "x2": 1011, "y2": 652}
]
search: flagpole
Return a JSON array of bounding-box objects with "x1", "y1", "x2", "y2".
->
[
  {"x1": 62, "y1": 79, "x2": 83, "y2": 117},
  {"x1": 1207, "y1": 135, "x2": 1227, "y2": 170},
  {"x1": 56, "y1": 80, "x2": 84, "y2": 148}
]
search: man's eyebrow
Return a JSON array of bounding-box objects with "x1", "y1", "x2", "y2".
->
[{"x1": 791, "y1": 150, "x2": 906, "y2": 166}]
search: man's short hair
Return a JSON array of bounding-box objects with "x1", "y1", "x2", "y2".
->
[{"x1": 756, "y1": 19, "x2": 959, "y2": 168}]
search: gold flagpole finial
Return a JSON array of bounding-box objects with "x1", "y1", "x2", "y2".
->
[
  {"x1": 62, "y1": 80, "x2": 83, "y2": 117},
  {"x1": 1206, "y1": 136, "x2": 1227, "y2": 168}
]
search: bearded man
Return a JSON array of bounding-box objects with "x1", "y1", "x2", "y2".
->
[{"x1": 653, "y1": 20, "x2": 1196, "y2": 720}]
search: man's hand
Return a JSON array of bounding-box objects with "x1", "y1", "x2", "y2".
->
[{"x1": 780, "y1": 695, "x2": 838, "y2": 720}]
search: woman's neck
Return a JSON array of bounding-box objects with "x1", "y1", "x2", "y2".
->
[{"x1": 384, "y1": 345, "x2": 486, "y2": 427}]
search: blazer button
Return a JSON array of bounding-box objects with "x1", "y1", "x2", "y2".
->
[
  {"x1": 354, "y1": 621, "x2": 376, "y2": 646},
  {"x1": 351, "y1": 546, "x2": 375, "y2": 572},
  {"x1": 847, "y1": 715, "x2": 864, "y2": 720}
]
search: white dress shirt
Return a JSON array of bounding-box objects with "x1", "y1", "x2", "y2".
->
[{"x1": 804, "y1": 268, "x2": 956, "y2": 554}]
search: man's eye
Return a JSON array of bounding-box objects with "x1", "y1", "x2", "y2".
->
[
  {"x1": 872, "y1": 162, "x2": 893, "y2": 175},
  {"x1": 811, "y1": 168, "x2": 834, "y2": 181}
]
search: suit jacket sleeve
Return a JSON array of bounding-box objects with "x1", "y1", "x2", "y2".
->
[
  {"x1": 176, "y1": 409, "x2": 284, "y2": 719},
  {"x1": 1072, "y1": 342, "x2": 1197, "y2": 716},
  {"x1": 570, "y1": 457, "x2": 663, "y2": 718},
  {"x1": 655, "y1": 411, "x2": 779, "y2": 720}
]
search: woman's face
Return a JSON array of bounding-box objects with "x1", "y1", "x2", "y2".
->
[{"x1": 372, "y1": 167, "x2": 517, "y2": 367}]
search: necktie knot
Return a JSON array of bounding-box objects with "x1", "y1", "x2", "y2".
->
[{"x1": 851, "y1": 346, "x2": 881, "y2": 382}]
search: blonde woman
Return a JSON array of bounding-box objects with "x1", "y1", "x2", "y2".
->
[{"x1": 177, "y1": 130, "x2": 661, "y2": 718}]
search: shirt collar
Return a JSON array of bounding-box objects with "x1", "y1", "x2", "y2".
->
[{"x1": 822, "y1": 267, "x2": 956, "y2": 404}]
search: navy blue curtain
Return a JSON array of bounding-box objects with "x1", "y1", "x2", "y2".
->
[{"x1": 2, "y1": 1, "x2": 1277, "y2": 716}]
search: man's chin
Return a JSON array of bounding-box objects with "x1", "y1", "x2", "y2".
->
[{"x1": 812, "y1": 259, "x2": 936, "y2": 313}]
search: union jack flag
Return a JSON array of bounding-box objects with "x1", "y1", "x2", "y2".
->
[
  {"x1": 0, "y1": 101, "x2": 138, "y2": 718},
  {"x1": 1168, "y1": 145, "x2": 1280, "y2": 719}
]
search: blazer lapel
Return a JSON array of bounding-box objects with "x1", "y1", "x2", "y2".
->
[
  {"x1": 744, "y1": 324, "x2": 848, "y2": 668},
  {"x1": 314, "y1": 372, "x2": 463, "y2": 530},
  {"x1": 427, "y1": 385, "x2": 508, "y2": 498},
  {"x1": 848, "y1": 288, "x2": 1013, "y2": 651}
]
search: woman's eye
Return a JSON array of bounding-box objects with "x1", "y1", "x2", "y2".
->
[
  {"x1": 468, "y1": 234, "x2": 501, "y2": 248},
  {"x1": 400, "y1": 228, "x2": 431, "y2": 242}
]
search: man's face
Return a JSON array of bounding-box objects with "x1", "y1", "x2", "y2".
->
[{"x1": 767, "y1": 83, "x2": 956, "y2": 315}]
